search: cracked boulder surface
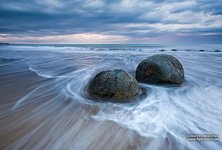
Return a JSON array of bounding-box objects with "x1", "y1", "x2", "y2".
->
[
  {"x1": 136, "y1": 54, "x2": 184, "y2": 84},
  {"x1": 88, "y1": 69, "x2": 140, "y2": 101}
]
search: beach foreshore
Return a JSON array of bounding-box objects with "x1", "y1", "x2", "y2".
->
[
  {"x1": 0, "y1": 45, "x2": 222, "y2": 150},
  {"x1": 0, "y1": 59, "x2": 151, "y2": 150}
]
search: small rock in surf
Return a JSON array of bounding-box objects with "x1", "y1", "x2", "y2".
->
[
  {"x1": 214, "y1": 50, "x2": 221, "y2": 52},
  {"x1": 88, "y1": 69, "x2": 140, "y2": 101},
  {"x1": 136, "y1": 54, "x2": 184, "y2": 84}
]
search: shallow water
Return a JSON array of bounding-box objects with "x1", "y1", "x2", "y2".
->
[{"x1": 0, "y1": 44, "x2": 222, "y2": 150}]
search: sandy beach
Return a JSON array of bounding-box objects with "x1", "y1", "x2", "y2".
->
[
  {"x1": 0, "y1": 57, "x2": 146, "y2": 150},
  {"x1": 0, "y1": 44, "x2": 222, "y2": 150}
]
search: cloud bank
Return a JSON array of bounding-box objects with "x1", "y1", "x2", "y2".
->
[{"x1": 0, "y1": 0, "x2": 221, "y2": 44}]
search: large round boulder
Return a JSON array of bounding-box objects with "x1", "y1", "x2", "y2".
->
[
  {"x1": 136, "y1": 54, "x2": 184, "y2": 84},
  {"x1": 88, "y1": 69, "x2": 140, "y2": 100}
]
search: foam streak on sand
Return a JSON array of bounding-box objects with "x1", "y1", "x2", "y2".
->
[{"x1": 0, "y1": 44, "x2": 222, "y2": 150}]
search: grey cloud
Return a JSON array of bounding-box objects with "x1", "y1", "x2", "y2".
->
[{"x1": 0, "y1": 0, "x2": 221, "y2": 41}]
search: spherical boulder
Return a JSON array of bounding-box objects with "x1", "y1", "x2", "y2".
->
[
  {"x1": 136, "y1": 54, "x2": 184, "y2": 84},
  {"x1": 88, "y1": 69, "x2": 140, "y2": 100}
]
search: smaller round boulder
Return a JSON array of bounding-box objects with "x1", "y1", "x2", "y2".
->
[
  {"x1": 136, "y1": 54, "x2": 184, "y2": 84},
  {"x1": 88, "y1": 69, "x2": 140, "y2": 100}
]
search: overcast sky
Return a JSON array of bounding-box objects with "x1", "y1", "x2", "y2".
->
[{"x1": 0, "y1": 0, "x2": 221, "y2": 44}]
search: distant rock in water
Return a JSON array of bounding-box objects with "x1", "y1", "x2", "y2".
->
[
  {"x1": 171, "y1": 49, "x2": 178, "y2": 51},
  {"x1": 160, "y1": 49, "x2": 165, "y2": 51},
  {"x1": 0, "y1": 42, "x2": 10, "y2": 45},
  {"x1": 136, "y1": 54, "x2": 184, "y2": 84},
  {"x1": 88, "y1": 69, "x2": 140, "y2": 101},
  {"x1": 199, "y1": 49, "x2": 205, "y2": 52},
  {"x1": 214, "y1": 50, "x2": 221, "y2": 52}
]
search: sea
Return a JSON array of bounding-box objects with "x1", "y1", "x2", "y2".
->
[{"x1": 0, "y1": 44, "x2": 222, "y2": 150}]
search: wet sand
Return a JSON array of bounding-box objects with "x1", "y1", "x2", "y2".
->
[{"x1": 0, "y1": 59, "x2": 151, "y2": 150}]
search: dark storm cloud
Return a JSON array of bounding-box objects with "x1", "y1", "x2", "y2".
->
[{"x1": 0, "y1": 0, "x2": 221, "y2": 41}]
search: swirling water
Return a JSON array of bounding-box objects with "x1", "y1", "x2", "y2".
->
[{"x1": 0, "y1": 44, "x2": 222, "y2": 150}]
